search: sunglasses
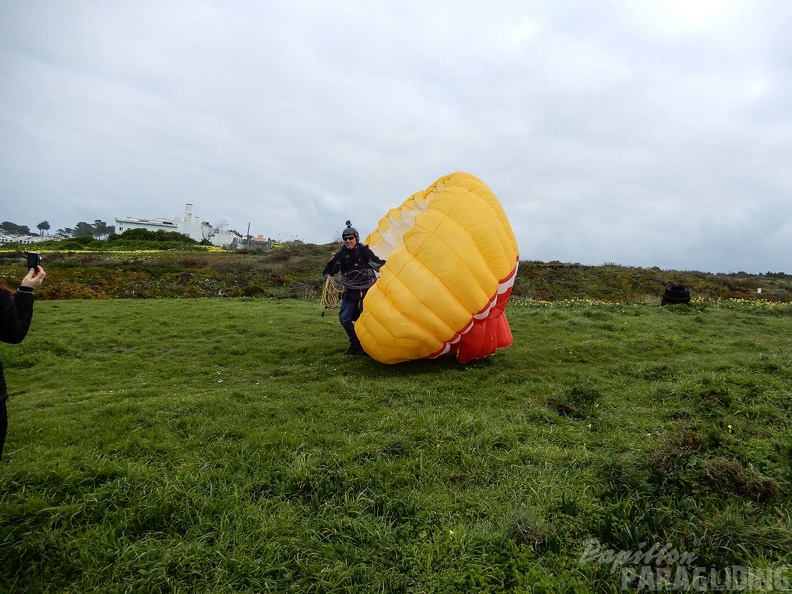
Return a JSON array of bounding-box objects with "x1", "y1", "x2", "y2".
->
[{"x1": 343, "y1": 237, "x2": 356, "y2": 241}]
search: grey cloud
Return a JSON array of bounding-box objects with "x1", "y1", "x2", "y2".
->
[{"x1": 1, "y1": 0, "x2": 790, "y2": 273}]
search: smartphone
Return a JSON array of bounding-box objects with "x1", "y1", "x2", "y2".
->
[{"x1": 26, "y1": 252, "x2": 41, "y2": 271}]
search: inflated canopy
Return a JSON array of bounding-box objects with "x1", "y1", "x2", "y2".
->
[{"x1": 356, "y1": 172, "x2": 519, "y2": 364}]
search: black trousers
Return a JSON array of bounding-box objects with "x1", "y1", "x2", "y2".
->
[{"x1": 339, "y1": 293, "x2": 363, "y2": 346}]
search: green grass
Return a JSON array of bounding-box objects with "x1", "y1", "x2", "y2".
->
[{"x1": 1, "y1": 299, "x2": 791, "y2": 593}]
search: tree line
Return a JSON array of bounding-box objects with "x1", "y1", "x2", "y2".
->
[{"x1": 1, "y1": 220, "x2": 114, "y2": 239}]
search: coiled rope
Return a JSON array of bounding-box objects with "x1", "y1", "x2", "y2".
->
[
  {"x1": 321, "y1": 276, "x2": 345, "y2": 314},
  {"x1": 321, "y1": 269, "x2": 378, "y2": 315}
]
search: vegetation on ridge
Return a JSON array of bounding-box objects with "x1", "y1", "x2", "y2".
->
[{"x1": 1, "y1": 241, "x2": 790, "y2": 302}]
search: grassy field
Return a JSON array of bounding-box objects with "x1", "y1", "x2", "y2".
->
[{"x1": 1, "y1": 298, "x2": 790, "y2": 593}]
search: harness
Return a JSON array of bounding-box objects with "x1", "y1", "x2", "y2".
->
[
  {"x1": 321, "y1": 244, "x2": 380, "y2": 315},
  {"x1": 321, "y1": 268, "x2": 377, "y2": 315}
]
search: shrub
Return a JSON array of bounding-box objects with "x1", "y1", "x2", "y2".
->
[
  {"x1": 59, "y1": 241, "x2": 84, "y2": 251},
  {"x1": 112, "y1": 228, "x2": 197, "y2": 244},
  {"x1": 71, "y1": 235, "x2": 95, "y2": 246}
]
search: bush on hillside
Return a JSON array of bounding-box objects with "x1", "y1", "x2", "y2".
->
[
  {"x1": 109, "y1": 229, "x2": 197, "y2": 244},
  {"x1": 59, "y1": 241, "x2": 85, "y2": 251},
  {"x1": 71, "y1": 235, "x2": 96, "y2": 246}
]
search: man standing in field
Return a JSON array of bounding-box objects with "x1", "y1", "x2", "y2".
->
[{"x1": 322, "y1": 222, "x2": 385, "y2": 355}]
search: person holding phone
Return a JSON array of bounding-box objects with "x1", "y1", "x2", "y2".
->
[{"x1": 1, "y1": 261, "x2": 46, "y2": 461}]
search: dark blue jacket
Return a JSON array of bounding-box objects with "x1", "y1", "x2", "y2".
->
[
  {"x1": 322, "y1": 244, "x2": 385, "y2": 277},
  {"x1": 1, "y1": 288, "x2": 34, "y2": 400}
]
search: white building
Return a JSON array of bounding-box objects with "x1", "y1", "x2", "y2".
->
[
  {"x1": 0, "y1": 234, "x2": 46, "y2": 244},
  {"x1": 115, "y1": 204, "x2": 241, "y2": 248}
]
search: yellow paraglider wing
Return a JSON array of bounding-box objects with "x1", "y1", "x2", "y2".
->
[{"x1": 356, "y1": 172, "x2": 519, "y2": 364}]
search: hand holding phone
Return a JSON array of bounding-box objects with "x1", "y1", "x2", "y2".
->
[{"x1": 27, "y1": 252, "x2": 41, "y2": 272}]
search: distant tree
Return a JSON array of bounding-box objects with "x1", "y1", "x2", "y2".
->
[
  {"x1": 58, "y1": 220, "x2": 116, "y2": 239},
  {"x1": 37, "y1": 221, "x2": 51, "y2": 237},
  {"x1": 73, "y1": 222, "x2": 95, "y2": 237},
  {"x1": 0, "y1": 221, "x2": 31, "y2": 235},
  {"x1": 203, "y1": 220, "x2": 228, "y2": 241},
  {"x1": 92, "y1": 220, "x2": 114, "y2": 239}
]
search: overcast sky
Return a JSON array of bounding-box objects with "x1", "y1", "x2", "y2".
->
[{"x1": 1, "y1": 1, "x2": 790, "y2": 273}]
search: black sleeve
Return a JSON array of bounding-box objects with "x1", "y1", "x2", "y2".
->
[
  {"x1": 0, "y1": 290, "x2": 33, "y2": 345},
  {"x1": 322, "y1": 251, "x2": 342, "y2": 276},
  {"x1": 363, "y1": 246, "x2": 386, "y2": 268}
]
